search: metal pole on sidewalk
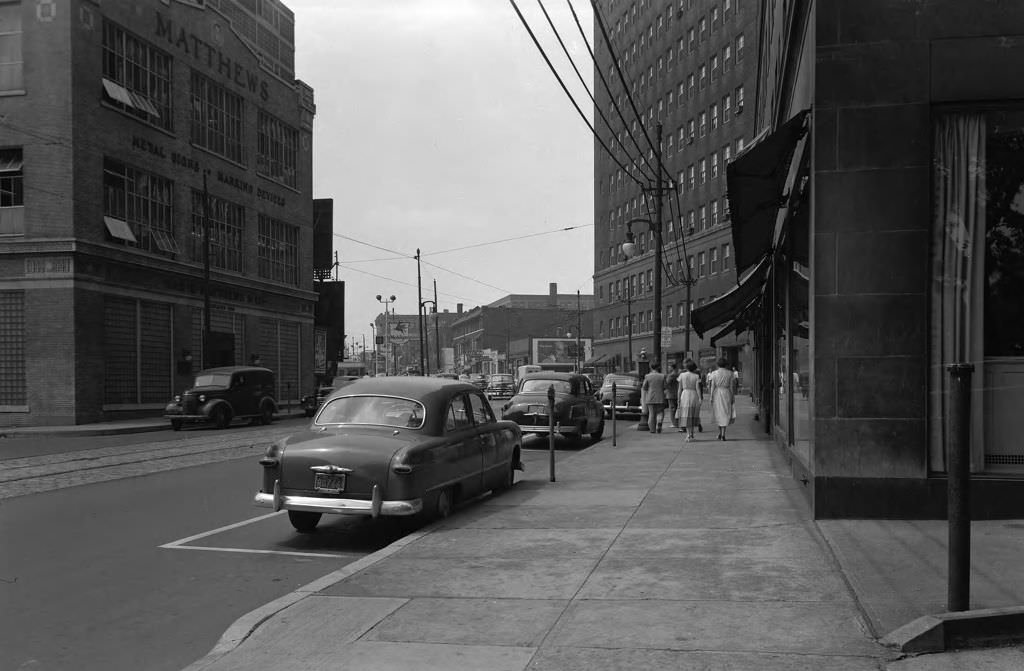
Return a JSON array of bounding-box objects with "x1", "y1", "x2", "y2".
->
[
  {"x1": 946, "y1": 363, "x2": 974, "y2": 612},
  {"x1": 547, "y1": 384, "x2": 556, "y2": 482},
  {"x1": 611, "y1": 381, "x2": 617, "y2": 447}
]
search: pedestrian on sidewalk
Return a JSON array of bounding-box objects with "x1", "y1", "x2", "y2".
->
[
  {"x1": 642, "y1": 362, "x2": 667, "y2": 433},
  {"x1": 665, "y1": 361, "x2": 680, "y2": 428},
  {"x1": 676, "y1": 359, "x2": 702, "y2": 441},
  {"x1": 708, "y1": 356, "x2": 736, "y2": 441}
]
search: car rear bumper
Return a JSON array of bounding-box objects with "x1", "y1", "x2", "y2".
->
[
  {"x1": 602, "y1": 402, "x2": 642, "y2": 416},
  {"x1": 164, "y1": 413, "x2": 210, "y2": 422},
  {"x1": 253, "y1": 484, "x2": 422, "y2": 517},
  {"x1": 516, "y1": 424, "x2": 580, "y2": 435}
]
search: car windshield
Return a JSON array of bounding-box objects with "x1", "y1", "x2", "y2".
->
[
  {"x1": 603, "y1": 374, "x2": 638, "y2": 388},
  {"x1": 520, "y1": 379, "x2": 572, "y2": 394},
  {"x1": 316, "y1": 395, "x2": 425, "y2": 429},
  {"x1": 193, "y1": 373, "x2": 232, "y2": 387}
]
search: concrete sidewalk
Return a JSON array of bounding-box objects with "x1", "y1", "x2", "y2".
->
[
  {"x1": 180, "y1": 399, "x2": 1024, "y2": 671},
  {"x1": 0, "y1": 408, "x2": 309, "y2": 438}
]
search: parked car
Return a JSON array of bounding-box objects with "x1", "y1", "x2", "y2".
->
[
  {"x1": 254, "y1": 376, "x2": 524, "y2": 532},
  {"x1": 164, "y1": 366, "x2": 277, "y2": 430},
  {"x1": 301, "y1": 376, "x2": 360, "y2": 417},
  {"x1": 468, "y1": 373, "x2": 488, "y2": 389},
  {"x1": 485, "y1": 373, "x2": 516, "y2": 400},
  {"x1": 597, "y1": 372, "x2": 643, "y2": 418},
  {"x1": 500, "y1": 372, "x2": 604, "y2": 442}
]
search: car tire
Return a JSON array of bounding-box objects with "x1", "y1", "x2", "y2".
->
[
  {"x1": 494, "y1": 457, "x2": 516, "y2": 492},
  {"x1": 591, "y1": 419, "x2": 605, "y2": 441},
  {"x1": 434, "y1": 487, "x2": 453, "y2": 520},
  {"x1": 170, "y1": 419, "x2": 182, "y2": 431},
  {"x1": 260, "y1": 403, "x2": 274, "y2": 425},
  {"x1": 211, "y1": 406, "x2": 230, "y2": 430},
  {"x1": 288, "y1": 511, "x2": 321, "y2": 533}
]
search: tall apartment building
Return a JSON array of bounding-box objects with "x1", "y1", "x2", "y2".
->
[
  {"x1": 592, "y1": 0, "x2": 758, "y2": 373},
  {"x1": 0, "y1": 0, "x2": 317, "y2": 426}
]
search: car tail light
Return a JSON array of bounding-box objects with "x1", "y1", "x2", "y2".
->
[{"x1": 392, "y1": 465, "x2": 412, "y2": 474}]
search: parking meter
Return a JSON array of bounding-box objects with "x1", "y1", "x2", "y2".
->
[{"x1": 547, "y1": 384, "x2": 556, "y2": 482}]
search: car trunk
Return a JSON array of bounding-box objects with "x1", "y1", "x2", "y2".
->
[{"x1": 280, "y1": 429, "x2": 408, "y2": 499}]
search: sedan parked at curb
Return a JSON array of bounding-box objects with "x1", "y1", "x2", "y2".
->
[
  {"x1": 254, "y1": 376, "x2": 524, "y2": 532},
  {"x1": 164, "y1": 366, "x2": 277, "y2": 431},
  {"x1": 500, "y1": 372, "x2": 604, "y2": 442},
  {"x1": 597, "y1": 372, "x2": 643, "y2": 418}
]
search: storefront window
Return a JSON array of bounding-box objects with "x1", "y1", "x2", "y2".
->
[{"x1": 931, "y1": 110, "x2": 1024, "y2": 473}]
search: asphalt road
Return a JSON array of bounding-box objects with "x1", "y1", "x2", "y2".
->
[{"x1": 0, "y1": 406, "x2": 604, "y2": 671}]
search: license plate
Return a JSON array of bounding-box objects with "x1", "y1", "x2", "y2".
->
[
  {"x1": 528, "y1": 404, "x2": 548, "y2": 414},
  {"x1": 314, "y1": 473, "x2": 346, "y2": 493}
]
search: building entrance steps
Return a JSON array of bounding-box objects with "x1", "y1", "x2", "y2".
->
[{"x1": 183, "y1": 397, "x2": 1024, "y2": 671}]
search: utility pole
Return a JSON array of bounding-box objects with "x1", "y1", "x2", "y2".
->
[
  {"x1": 653, "y1": 122, "x2": 664, "y2": 369},
  {"x1": 576, "y1": 290, "x2": 582, "y2": 371},
  {"x1": 434, "y1": 280, "x2": 441, "y2": 373},
  {"x1": 416, "y1": 249, "x2": 426, "y2": 375}
]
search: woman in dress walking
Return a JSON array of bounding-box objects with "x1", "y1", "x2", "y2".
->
[
  {"x1": 707, "y1": 357, "x2": 736, "y2": 441},
  {"x1": 676, "y1": 359, "x2": 703, "y2": 441}
]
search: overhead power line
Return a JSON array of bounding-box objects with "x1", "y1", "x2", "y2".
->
[
  {"x1": 564, "y1": 0, "x2": 661, "y2": 183},
  {"x1": 507, "y1": 0, "x2": 647, "y2": 188},
  {"x1": 534, "y1": 0, "x2": 658, "y2": 183}
]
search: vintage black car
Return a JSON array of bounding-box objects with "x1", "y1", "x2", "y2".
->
[
  {"x1": 484, "y1": 373, "x2": 516, "y2": 400},
  {"x1": 501, "y1": 372, "x2": 604, "y2": 441},
  {"x1": 254, "y1": 376, "x2": 523, "y2": 532},
  {"x1": 597, "y1": 372, "x2": 643, "y2": 418},
  {"x1": 301, "y1": 375, "x2": 360, "y2": 417},
  {"x1": 164, "y1": 366, "x2": 277, "y2": 430}
]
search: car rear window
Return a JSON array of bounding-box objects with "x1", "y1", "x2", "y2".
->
[
  {"x1": 316, "y1": 395, "x2": 425, "y2": 429},
  {"x1": 604, "y1": 375, "x2": 638, "y2": 387},
  {"x1": 520, "y1": 379, "x2": 572, "y2": 394}
]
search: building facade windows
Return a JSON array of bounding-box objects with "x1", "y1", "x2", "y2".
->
[
  {"x1": 257, "y1": 110, "x2": 299, "y2": 188},
  {"x1": 190, "y1": 70, "x2": 246, "y2": 165},
  {"x1": 257, "y1": 214, "x2": 299, "y2": 286},
  {"x1": 0, "y1": 290, "x2": 25, "y2": 405},
  {"x1": 102, "y1": 158, "x2": 176, "y2": 255},
  {"x1": 0, "y1": 147, "x2": 23, "y2": 234},
  {"x1": 192, "y1": 190, "x2": 244, "y2": 272},
  {"x1": 102, "y1": 21, "x2": 173, "y2": 130},
  {"x1": 0, "y1": 1, "x2": 22, "y2": 91}
]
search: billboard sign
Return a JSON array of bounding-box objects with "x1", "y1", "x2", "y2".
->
[
  {"x1": 389, "y1": 321, "x2": 411, "y2": 344},
  {"x1": 531, "y1": 338, "x2": 593, "y2": 365}
]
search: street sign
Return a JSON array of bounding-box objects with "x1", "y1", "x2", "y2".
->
[{"x1": 660, "y1": 327, "x2": 673, "y2": 348}]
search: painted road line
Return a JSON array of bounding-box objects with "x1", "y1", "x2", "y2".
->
[
  {"x1": 159, "y1": 511, "x2": 283, "y2": 548},
  {"x1": 164, "y1": 545, "x2": 344, "y2": 559}
]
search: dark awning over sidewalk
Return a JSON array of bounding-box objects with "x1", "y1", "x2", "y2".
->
[
  {"x1": 726, "y1": 109, "x2": 809, "y2": 276},
  {"x1": 691, "y1": 254, "x2": 771, "y2": 339}
]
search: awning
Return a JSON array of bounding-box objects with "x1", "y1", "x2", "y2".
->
[
  {"x1": 726, "y1": 109, "x2": 810, "y2": 276},
  {"x1": 691, "y1": 253, "x2": 771, "y2": 338}
]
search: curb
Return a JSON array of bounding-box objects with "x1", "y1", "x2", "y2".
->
[
  {"x1": 883, "y1": 606, "x2": 1024, "y2": 653},
  {"x1": 0, "y1": 424, "x2": 169, "y2": 439},
  {"x1": 181, "y1": 522, "x2": 439, "y2": 671}
]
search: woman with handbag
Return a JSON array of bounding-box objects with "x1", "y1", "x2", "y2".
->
[{"x1": 707, "y1": 356, "x2": 736, "y2": 441}]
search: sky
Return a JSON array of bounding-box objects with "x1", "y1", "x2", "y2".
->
[{"x1": 286, "y1": 0, "x2": 597, "y2": 355}]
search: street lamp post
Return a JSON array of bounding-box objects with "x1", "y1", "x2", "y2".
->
[
  {"x1": 622, "y1": 124, "x2": 666, "y2": 369},
  {"x1": 376, "y1": 294, "x2": 396, "y2": 376},
  {"x1": 369, "y1": 322, "x2": 377, "y2": 376},
  {"x1": 617, "y1": 287, "x2": 633, "y2": 370}
]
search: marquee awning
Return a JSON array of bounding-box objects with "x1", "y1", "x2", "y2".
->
[
  {"x1": 691, "y1": 254, "x2": 771, "y2": 339},
  {"x1": 726, "y1": 109, "x2": 810, "y2": 276}
]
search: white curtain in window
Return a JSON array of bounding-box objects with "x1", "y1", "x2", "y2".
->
[{"x1": 930, "y1": 113, "x2": 986, "y2": 472}]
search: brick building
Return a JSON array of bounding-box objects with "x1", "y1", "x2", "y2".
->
[
  {"x1": 591, "y1": 0, "x2": 760, "y2": 374},
  {"x1": 0, "y1": 0, "x2": 316, "y2": 426},
  {"x1": 451, "y1": 284, "x2": 595, "y2": 374}
]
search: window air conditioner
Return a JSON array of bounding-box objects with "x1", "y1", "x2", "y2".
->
[
  {"x1": 736, "y1": 104, "x2": 744, "y2": 115},
  {"x1": 687, "y1": 134, "x2": 694, "y2": 144}
]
